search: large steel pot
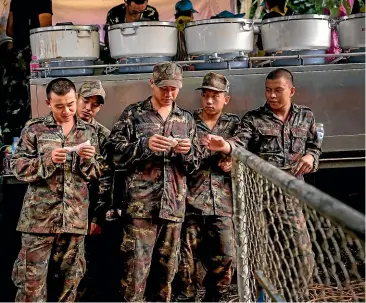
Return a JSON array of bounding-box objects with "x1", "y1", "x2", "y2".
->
[
  {"x1": 338, "y1": 13, "x2": 365, "y2": 49},
  {"x1": 261, "y1": 15, "x2": 331, "y2": 52},
  {"x1": 108, "y1": 21, "x2": 177, "y2": 59},
  {"x1": 30, "y1": 25, "x2": 100, "y2": 61},
  {"x1": 185, "y1": 18, "x2": 254, "y2": 56}
]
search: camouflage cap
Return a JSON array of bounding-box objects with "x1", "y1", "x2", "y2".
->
[
  {"x1": 196, "y1": 72, "x2": 230, "y2": 93},
  {"x1": 78, "y1": 80, "x2": 106, "y2": 104},
  {"x1": 152, "y1": 62, "x2": 183, "y2": 89}
]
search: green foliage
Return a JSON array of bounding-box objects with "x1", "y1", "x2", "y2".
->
[{"x1": 287, "y1": 0, "x2": 317, "y2": 14}]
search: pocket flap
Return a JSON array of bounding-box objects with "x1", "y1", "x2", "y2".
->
[
  {"x1": 291, "y1": 128, "x2": 308, "y2": 138},
  {"x1": 258, "y1": 127, "x2": 281, "y2": 137}
]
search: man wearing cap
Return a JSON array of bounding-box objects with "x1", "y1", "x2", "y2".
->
[
  {"x1": 75, "y1": 81, "x2": 113, "y2": 301},
  {"x1": 173, "y1": 72, "x2": 240, "y2": 302},
  {"x1": 108, "y1": 61, "x2": 201, "y2": 302},
  {"x1": 173, "y1": 0, "x2": 198, "y2": 62}
]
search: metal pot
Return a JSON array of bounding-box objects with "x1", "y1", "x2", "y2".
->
[
  {"x1": 30, "y1": 25, "x2": 100, "y2": 61},
  {"x1": 338, "y1": 13, "x2": 365, "y2": 49},
  {"x1": 261, "y1": 15, "x2": 331, "y2": 52},
  {"x1": 185, "y1": 18, "x2": 254, "y2": 56},
  {"x1": 108, "y1": 21, "x2": 177, "y2": 59}
]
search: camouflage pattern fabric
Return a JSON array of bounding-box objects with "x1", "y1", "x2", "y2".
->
[
  {"x1": 173, "y1": 216, "x2": 235, "y2": 302},
  {"x1": 78, "y1": 80, "x2": 106, "y2": 104},
  {"x1": 10, "y1": 113, "x2": 105, "y2": 235},
  {"x1": 196, "y1": 72, "x2": 230, "y2": 92},
  {"x1": 1, "y1": 47, "x2": 31, "y2": 144},
  {"x1": 106, "y1": 3, "x2": 159, "y2": 25},
  {"x1": 12, "y1": 232, "x2": 86, "y2": 302},
  {"x1": 152, "y1": 61, "x2": 183, "y2": 88},
  {"x1": 236, "y1": 103, "x2": 322, "y2": 173},
  {"x1": 88, "y1": 118, "x2": 112, "y2": 226},
  {"x1": 76, "y1": 119, "x2": 112, "y2": 301},
  {"x1": 186, "y1": 110, "x2": 240, "y2": 217},
  {"x1": 108, "y1": 97, "x2": 201, "y2": 222},
  {"x1": 236, "y1": 103, "x2": 319, "y2": 294},
  {"x1": 120, "y1": 218, "x2": 182, "y2": 302}
]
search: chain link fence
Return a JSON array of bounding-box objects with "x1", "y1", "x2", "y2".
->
[{"x1": 231, "y1": 147, "x2": 365, "y2": 302}]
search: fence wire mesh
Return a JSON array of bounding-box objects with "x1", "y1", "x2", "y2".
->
[{"x1": 231, "y1": 147, "x2": 365, "y2": 302}]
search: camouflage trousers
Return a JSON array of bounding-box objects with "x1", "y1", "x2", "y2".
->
[
  {"x1": 12, "y1": 232, "x2": 86, "y2": 302},
  {"x1": 173, "y1": 216, "x2": 235, "y2": 302},
  {"x1": 120, "y1": 218, "x2": 182, "y2": 302},
  {"x1": 262, "y1": 194, "x2": 315, "y2": 299}
]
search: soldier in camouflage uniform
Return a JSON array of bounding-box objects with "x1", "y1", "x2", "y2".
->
[
  {"x1": 75, "y1": 81, "x2": 113, "y2": 301},
  {"x1": 235, "y1": 68, "x2": 322, "y2": 291},
  {"x1": 108, "y1": 62, "x2": 201, "y2": 302},
  {"x1": 173, "y1": 72, "x2": 240, "y2": 302},
  {"x1": 10, "y1": 78, "x2": 105, "y2": 302}
]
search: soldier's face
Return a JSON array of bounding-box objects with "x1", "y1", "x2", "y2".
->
[
  {"x1": 47, "y1": 90, "x2": 77, "y2": 123},
  {"x1": 265, "y1": 77, "x2": 295, "y2": 110},
  {"x1": 126, "y1": 1, "x2": 147, "y2": 19},
  {"x1": 77, "y1": 96, "x2": 102, "y2": 122},
  {"x1": 151, "y1": 84, "x2": 180, "y2": 106},
  {"x1": 201, "y1": 89, "x2": 230, "y2": 116}
]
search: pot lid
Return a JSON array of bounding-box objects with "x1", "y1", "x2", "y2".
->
[
  {"x1": 262, "y1": 14, "x2": 330, "y2": 25},
  {"x1": 109, "y1": 21, "x2": 176, "y2": 31},
  {"x1": 339, "y1": 12, "x2": 365, "y2": 21},
  {"x1": 186, "y1": 18, "x2": 253, "y2": 28},
  {"x1": 30, "y1": 25, "x2": 100, "y2": 35}
]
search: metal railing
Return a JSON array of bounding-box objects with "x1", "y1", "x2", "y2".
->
[
  {"x1": 231, "y1": 147, "x2": 365, "y2": 302},
  {"x1": 34, "y1": 52, "x2": 365, "y2": 74}
]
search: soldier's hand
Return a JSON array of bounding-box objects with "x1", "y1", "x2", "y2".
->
[
  {"x1": 51, "y1": 148, "x2": 68, "y2": 163},
  {"x1": 205, "y1": 134, "x2": 231, "y2": 154},
  {"x1": 219, "y1": 158, "x2": 232, "y2": 172},
  {"x1": 89, "y1": 223, "x2": 102, "y2": 235},
  {"x1": 294, "y1": 154, "x2": 314, "y2": 176},
  {"x1": 174, "y1": 138, "x2": 191, "y2": 154},
  {"x1": 77, "y1": 146, "x2": 96, "y2": 160},
  {"x1": 148, "y1": 134, "x2": 172, "y2": 152}
]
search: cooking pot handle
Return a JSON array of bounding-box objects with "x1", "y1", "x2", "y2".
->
[
  {"x1": 77, "y1": 30, "x2": 92, "y2": 38},
  {"x1": 328, "y1": 18, "x2": 339, "y2": 29},
  {"x1": 121, "y1": 27, "x2": 138, "y2": 36},
  {"x1": 239, "y1": 21, "x2": 253, "y2": 31},
  {"x1": 56, "y1": 22, "x2": 74, "y2": 26}
]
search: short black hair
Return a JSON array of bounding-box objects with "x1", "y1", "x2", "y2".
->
[
  {"x1": 46, "y1": 78, "x2": 76, "y2": 100},
  {"x1": 265, "y1": 0, "x2": 286, "y2": 12},
  {"x1": 126, "y1": 0, "x2": 147, "y2": 4},
  {"x1": 266, "y1": 68, "x2": 294, "y2": 86}
]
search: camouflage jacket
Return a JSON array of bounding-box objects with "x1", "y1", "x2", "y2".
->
[
  {"x1": 10, "y1": 113, "x2": 105, "y2": 235},
  {"x1": 88, "y1": 118, "x2": 113, "y2": 226},
  {"x1": 106, "y1": 3, "x2": 159, "y2": 26},
  {"x1": 186, "y1": 110, "x2": 240, "y2": 217},
  {"x1": 108, "y1": 97, "x2": 201, "y2": 222},
  {"x1": 236, "y1": 103, "x2": 322, "y2": 174}
]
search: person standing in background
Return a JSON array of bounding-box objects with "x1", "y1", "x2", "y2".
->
[
  {"x1": 74, "y1": 81, "x2": 113, "y2": 302},
  {"x1": 2, "y1": 0, "x2": 52, "y2": 145},
  {"x1": 104, "y1": 0, "x2": 159, "y2": 51}
]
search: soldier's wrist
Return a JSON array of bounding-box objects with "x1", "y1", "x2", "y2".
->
[{"x1": 222, "y1": 141, "x2": 232, "y2": 154}]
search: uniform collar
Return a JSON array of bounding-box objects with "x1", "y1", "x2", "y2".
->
[
  {"x1": 142, "y1": 96, "x2": 183, "y2": 116},
  {"x1": 193, "y1": 109, "x2": 231, "y2": 123},
  {"x1": 262, "y1": 102, "x2": 299, "y2": 115},
  {"x1": 45, "y1": 112, "x2": 86, "y2": 129}
]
